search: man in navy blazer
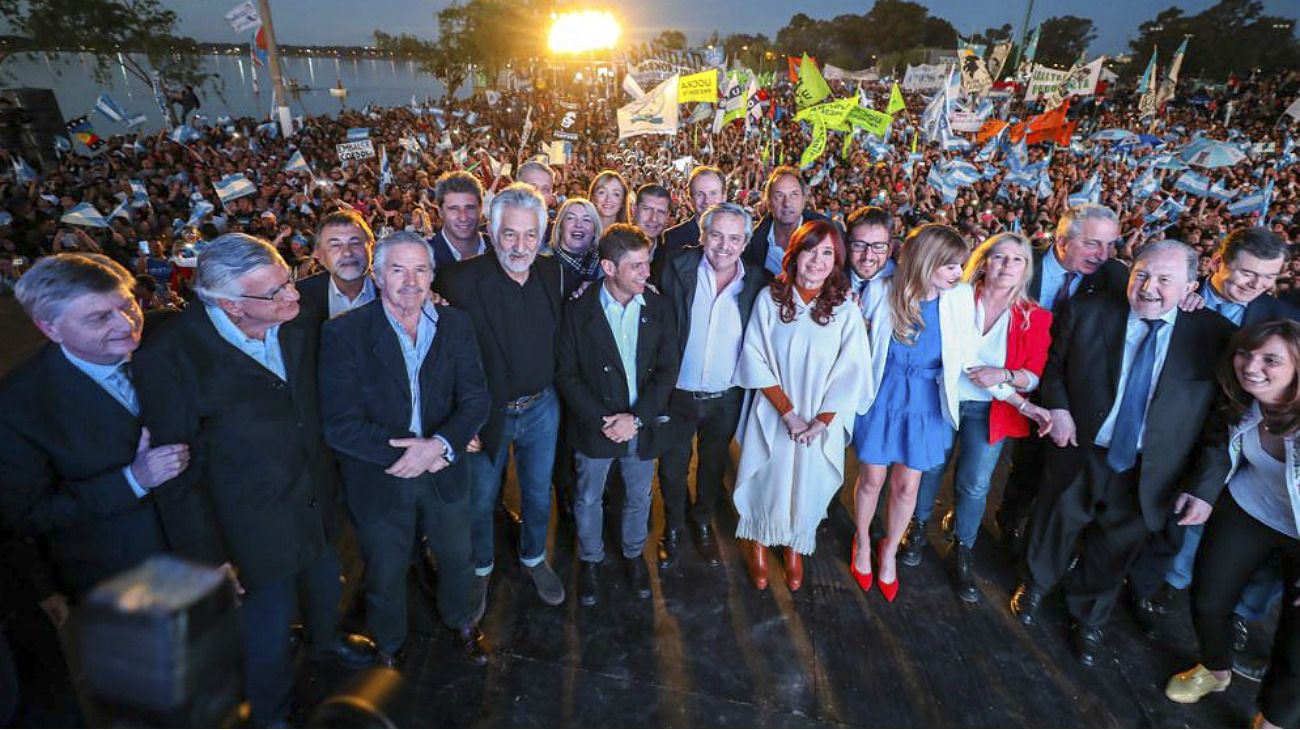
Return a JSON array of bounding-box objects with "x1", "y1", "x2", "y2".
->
[
  {"x1": 320, "y1": 231, "x2": 491, "y2": 667},
  {"x1": 428, "y1": 170, "x2": 490, "y2": 270}
]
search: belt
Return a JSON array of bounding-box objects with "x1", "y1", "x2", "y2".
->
[
  {"x1": 679, "y1": 387, "x2": 734, "y2": 401},
  {"x1": 504, "y1": 389, "x2": 547, "y2": 412}
]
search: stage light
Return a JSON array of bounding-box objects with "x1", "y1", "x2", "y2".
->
[{"x1": 548, "y1": 10, "x2": 620, "y2": 54}]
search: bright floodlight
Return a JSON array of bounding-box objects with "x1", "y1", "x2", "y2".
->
[{"x1": 548, "y1": 10, "x2": 621, "y2": 54}]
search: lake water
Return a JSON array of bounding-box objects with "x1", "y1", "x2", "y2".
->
[{"x1": 2, "y1": 52, "x2": 462, "y2": 132}]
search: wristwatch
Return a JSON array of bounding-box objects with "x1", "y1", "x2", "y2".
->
[{"x1": 631, "y1": 416, "x2": 644, "y2": 430}]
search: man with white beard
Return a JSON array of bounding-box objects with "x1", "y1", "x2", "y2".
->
[{"x1": 298, "y1": 209, "x2": 377, "y2": 322}]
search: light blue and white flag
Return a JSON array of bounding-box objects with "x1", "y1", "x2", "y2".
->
[
  {"x1": 1068, "y1": 172, "x2": 1101, "y2": 207},
  {"x1": 125, "y1": 113, "x2": 148, "y2": 129},
  {"x1": 1131, "y1": 166, "x2": 1159, "y2": 200},
  {"x1": 1208, "y1": 179, "x2": 1237, "y2": 203},
  {"x1": 927, "y1": 165, "x2": 958, "y2": 203},
  {"x1": 59, "y1": 202, "x2": 109, "y2": 228},
  {"x1": 1227, "y1": 179, "x2": 1274, "y2": 219},
  {"x1": 95, "y1": 94, "x2": 129, "y2": 123},
  {"x1": 283, "y1": 149, "x2": 310, "y2": 173},
  {"x1": 11, "y1": 157, "x2": 37, "y2": 183},
  {"x1": 379, "y1": 146, "x2": 392, "y2": 194},
  {"x1": 346, "y1": 127, "x2": 371, "y2": 141},
  {"x1": 214, "y1": 173, "x2": 256, "y2": 204},
  {"x1": 108, "y1": 200, "x2": 131, "y2": 221},
  {"x1": 170, "y1": 125, "x2": 201, "y2": 144},
  {"x1": 187, "y1": 198, "x2": 215, "y2": 226},
  {"x1": 941, "y1": 159, "x2": 981, "y2": 186},
  {"x1": 1173, "y1": 170, "x2": 1212, "y2": 197},
  {"x1": 1144, "y1": 196, "x2": 1188, "y2": 224}
]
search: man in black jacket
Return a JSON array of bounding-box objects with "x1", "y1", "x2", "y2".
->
[
  {"x1": 0, "y1": 254, "x2": 189, "y2": 600},
  {"x1": 320, "y1": 231, "x2": 491, "y2": 667},
  {"x1": 657, "y1": 165, "x2": 727, "y2": 275},
  {"x1": 555, "y1": 224, "x2": 679, "y2": 606},
  {"x1": 135, "y1": 234, "x2": 370, "y2": 726},
  {"x1": 656, "y1": 203, "x2": 765, "y2": 569},
  {"x1": 1010, "y1": 240, "x2": 1234, "y2": 667},
  {"x1": 297, "y1": 209, "x2": 376, "y2": 323},
  {"x1": 433, "y1": 184, "x2": 567, "y2": 609},
  {"x1": 428, "y1": 171, "x2": 490, "y2": 269},
  {"x1": 742, "y1": 165, "x2": 829, "y2": 278},
  {"x1": 996, "y1": 204, "x2": 1131, "y2": 548}
]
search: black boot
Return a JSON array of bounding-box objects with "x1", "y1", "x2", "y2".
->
[
  {"x1": 579, "y1": 561, "x2": 600, "y2": 607},
  {"x1": 898, "y1": 519, "x2": 927, "y2": 567},
  {"x1": 952, "y1": 542, "x2": 978, "y2": 603}
]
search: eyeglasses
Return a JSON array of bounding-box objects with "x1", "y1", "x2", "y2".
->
[
  {"x1": 848, "y1": 241, "x2": 892, "y2": 254},
  {"x1": 239, "y1": 278, "x2": 297, "y2": 302}
]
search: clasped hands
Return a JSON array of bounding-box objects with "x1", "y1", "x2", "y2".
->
[
  {"x1": 601, "y1": 413, "x2": 638, "y2": 443},
  {"x1": 782, "y1": 411, "x2": 828, "y2": 446},
  {"x1": 386, "y1": 437, "x2": 450, "y2": 478}
]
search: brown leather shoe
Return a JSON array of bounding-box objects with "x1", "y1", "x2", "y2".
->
[
  {"x1": 784, "y1": 548, "x2": 803, "y2": 592},
  {"x1": 743, "y1": 540, "x2": 769, "y2": 590}
]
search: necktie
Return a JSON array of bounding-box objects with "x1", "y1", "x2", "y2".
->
[
  {"x1": 1052, "y1": 272, "x2": 1079, "y2": 312},
  {"x1": 1106, "y1": 319, "x2": 1167, "y2": 473},
  {"x1": 107, "y1": 362, "x2": 140, "y2": 417}
]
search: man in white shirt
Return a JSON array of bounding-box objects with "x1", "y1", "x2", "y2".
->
[{"x1": 657, "y1": 203, "x2": 767, "y2": 568}]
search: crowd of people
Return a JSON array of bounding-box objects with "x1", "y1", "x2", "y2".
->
[{"x1": 1, "y1": 64, "x2": 1299, "y2": 729}]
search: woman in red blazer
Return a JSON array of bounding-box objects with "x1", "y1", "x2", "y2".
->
[{"x1": 906, "y1": 232, "x2": 1054, "y2": 602}]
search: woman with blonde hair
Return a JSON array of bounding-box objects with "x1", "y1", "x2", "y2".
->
[
  {"x1": 588, "y1": 170, "x2": 631, "y2": 230},
  {"x1": 906, "y1": 231, "x2": 1055, "y2": 602},
  {"x1": 849, "y1": 224, "x2": 976, "y2": 601},
  {"x1": 548, "y1": 197, "x2": 603, "y2": 298}
]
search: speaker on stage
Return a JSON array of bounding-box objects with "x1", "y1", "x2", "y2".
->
[{"x1": 0, "y1": 87, "x2": 66, "y2": 168}]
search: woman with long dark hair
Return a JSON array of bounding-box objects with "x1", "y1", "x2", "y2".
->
[
  {"x1": 732, "y1": 220, "x2": 871, "y2": 592},
  {"x1": 1165, "y1": 320, "x2": 1300, "y2": 730}
]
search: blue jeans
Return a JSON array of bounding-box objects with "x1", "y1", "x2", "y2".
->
[
  {"x1": 1168, "y1": 521, "x2": 1285, "y2": 621},
  {"x1": 916, "y1": 401, "x2": 1007, "y2": 547},
  {"x1": 469, "y1": 388, "x2": 560, "y2": 575}
]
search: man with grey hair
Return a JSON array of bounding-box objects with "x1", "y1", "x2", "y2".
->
[
  {"x1": 656, "y1": 203, "x2": 766, "y2": 569},
  {"x1": 430, "y1": 170, "x2": 490, "y2": 269},
  {"x1": 434, "y1": 183, "x2": 568, "y2": 609},
  {"x1": 997, "y1": 203, "x2": 1132, "y2": 550},
  {"x1": 134, "y1": 233, "x2": 373, "y2": 726},
  {"x1": 1010, "y1": 239, "x2": 1234, "y2": 667},
  {"x1": 0, "y1": 253, "x2": 190, "y2": 602},
  {"x1": 320, "y1": 230, "x2": 491, "y2": 667}
]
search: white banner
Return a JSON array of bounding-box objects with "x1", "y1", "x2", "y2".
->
[
  {"x1": 617, "y1": 76, "x2": 679, "y2": 140},
  {"x1": 336, "y1": 139, "x2": 376, "y2": 161},
  {"x1": 823, "y1": 64, "x2": 879, "y2": 82},
  {"x1": 1024, "y1": 65, "x2": 1069, "y2": 101},
  {"x1": 225, "y1": 2, "x2": 261, "y2": 34},
  {"x1": 1063, "y1": 58, "x2": 1106, "y2": 98},
  {"x1": 902, "y1": 63, "x2": 949, "y2": 92},
  {"x1": 948, "y1": 110, "x2": 986, "y2": 133}
]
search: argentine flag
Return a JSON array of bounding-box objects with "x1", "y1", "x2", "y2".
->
[
  {"x1": 187, "y1": 199, "x2": 216, "y2": 226},
  {"x1": 1227, "y1": 179, "x2": 1274, "y2": 219},
  {"x1": 1068, "y1": 172, "x2": 1101, "y2": 208},
  {"x1": 214, "y1": 173, "x2": 256, "y2": 204},
  {"x1": 95, "y1": 94, "x2": 128, "y2": 123},
  {"x1": 1173, "y1": 171, "x2": 1212, "y2": 197},
  {"x1": 284, "y1": 149, "x2": 310, "y2": 173},
  {"x1": 170, "y1": 125, "x2": 201, "y2": 144},
  {"x1": 60, "y1": 202, "x2": 109, "y2": 228},
  {"x1": 926, "y1": 165, "x2": 958, "y2": 204},
  {"x1": 12, "y1": 157, "x2": 37, "y2": 183},
  {"x1": 346, "y1": 127, "x2": 371, "y2": 141}
]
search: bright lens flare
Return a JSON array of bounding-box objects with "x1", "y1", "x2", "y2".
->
[{"x1": 548, "y1": 10, "x2": 620, "y2": 54}]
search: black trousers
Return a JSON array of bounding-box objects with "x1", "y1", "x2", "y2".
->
[
  {"x1": 657, "y1": 389, "x2": 742, "y2": 532},
  {"x1": 1024, "y1": 446, "x2": 1154, "y2": 627},
  {"x1": 998, "y1": 433, "x2": 1048, "y2": 531},
  {"x1": 353, "y1": 473, "x2": 474, "y2": 656},
  {"x1": 1192, "y1": 492, "x2": 1300, "y2": 727},
  {"x1": 1128, "y1": 515, "x2": 1188, "y2": 600}
]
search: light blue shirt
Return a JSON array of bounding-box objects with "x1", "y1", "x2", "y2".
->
[
  {"x1": 205, "y1": 305, "x2": 287, "y2": 381},
  {"x1": 1095, "y1": 306, "x2": 1179, "y2": 450},
  {"x1": 599, "y1": 283, "x2": 645, "y2": 408},
  {"x1": 1200, "y1": 281, "x2": 1245, "y2": 326},
  {"x1": 61, "y1": 347, "x2": 147, "y2": 498},
  {"x1": 849, "y1": 258, "x2": 896, "y2": 326},
  {"x1": 1038, "y1": 248, "x2": 1082, "y2": 311},
  {"x1": 382, "y1": 301, "x2": 455, "y2": 460},
  {"x1": 326, "y1": 276, "x2": 376, "y2": 320}
]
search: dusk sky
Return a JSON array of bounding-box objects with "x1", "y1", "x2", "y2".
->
[{"x1": 165, "y1": 0, "x2": 1297, "y2": 57}]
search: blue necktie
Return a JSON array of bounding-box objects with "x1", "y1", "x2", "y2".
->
[{"x1": 1106, "y1": 319, "x2": 1166, "y2": 473}]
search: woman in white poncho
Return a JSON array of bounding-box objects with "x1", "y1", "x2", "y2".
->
[{"x1": 731, "y1": 220, "x2": 871, "y2": 592}]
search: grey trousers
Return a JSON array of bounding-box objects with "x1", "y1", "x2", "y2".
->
[{"x1": 574, "y1": 438, "x2": 655, "y2": 563}]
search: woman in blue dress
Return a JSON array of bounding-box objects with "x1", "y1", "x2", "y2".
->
[{"x1": 850, "y1": 224, "x2": 976, "y2": 601}]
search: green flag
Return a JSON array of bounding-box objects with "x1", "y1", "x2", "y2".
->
[
  {"x1": 842, "y1": 131, "x2": 854, "y2": 161},
  {"x1": 846, "y1": 106, "x2": 893, "y2": 137},
  {"x1": 795, "y1": 53, "x2": 830, "y2": 110},
  {"x1": 887, "y1": 83, "x2": 906, "y2": 115},
  {"x1": 800, "y1": 122, "x2": 827, "y2": 168}
]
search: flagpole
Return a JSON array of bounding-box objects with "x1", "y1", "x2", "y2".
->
[
  {"x1": 1011, "y1": 0, "x2": 1035, "y2": 78},
  {"x1": 255, "y1": 0, "x2": 293, "y2": 137}
]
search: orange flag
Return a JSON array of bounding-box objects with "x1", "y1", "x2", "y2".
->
[
  {"x1": 976, "y1": 119, "x2": 1009, "y2": 144},
  {"x1": 787, "y1": 55, "x2": 818, "y2": 82}
]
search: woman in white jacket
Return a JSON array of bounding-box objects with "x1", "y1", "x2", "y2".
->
[
  {"x1": 849, "y1": 224, "x2": 976, "y2": 602},
  {"x1": 1165, "y1": 320, "x2": 1300, "y2": 730}
]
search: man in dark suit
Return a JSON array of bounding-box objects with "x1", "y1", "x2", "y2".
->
[
  {"x1": 134, "y1": 234, "x2": 371, "y2": 726},
  {"x1": 433, "y1": 184, "x2": 567, "y2": 609},
  {"x1": 634, "y1": 183, "x2": 672, "y2": 283},
  {"x1": 428, "y1": 170, "x2": 490, "y2": 270},
  {"x1": 297, "y1": 209, "x2": 376, "y2": 323},
  {"x1": 656, "y1": 203, "x2": 766, "y2": 569},
  {"x1": 742, "y1": 166, "x2": 829, "y2": 278},
  {"x1": 1009, "y1": 240, "x2": 1234, "y2": 667},
  {"x1": 1128, "y1": 226, "x2": 1297, "y2": 634},
  {"x1": 320, "y1": 231, "x2": 491, "y2": 667},
  {"x1": 555, "y1": 224, "x2": 679, "y2": 606},
  {"x1": 658, "y1": 165, "x2": 727, "y2": 276},
  {"x1": 996, "y1": 204, "x2": 1131, "y2": 548},
  {"x1": 0, "y1": 254, "x2": 189, "y2": 601}
]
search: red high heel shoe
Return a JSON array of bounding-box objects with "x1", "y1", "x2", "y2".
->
[
  {"x1": 849, "y1": 536, "x2": 873, "y2": 593},
  {"x1": 877, "y1": 539, "x2": 899, "y2": 603}
]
